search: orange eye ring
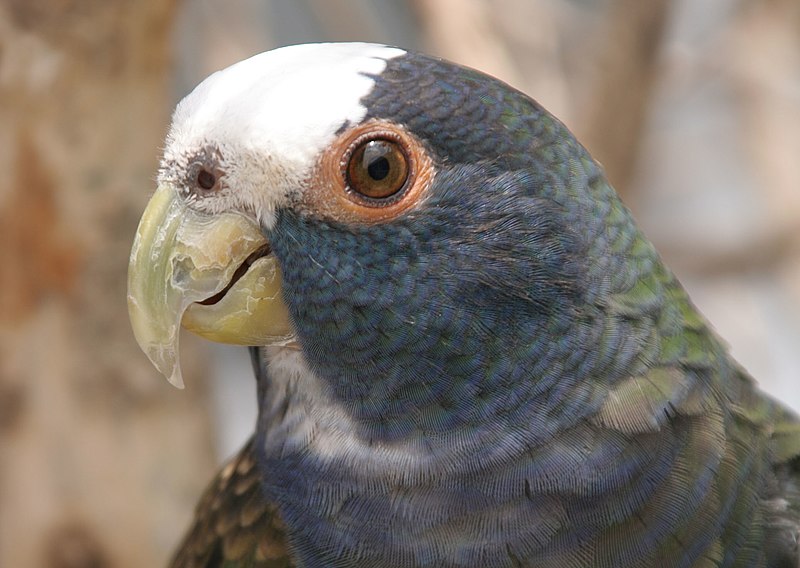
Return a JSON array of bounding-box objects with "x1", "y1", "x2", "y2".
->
[{"x1": 308, "y1": 119, "x2": 434, "y2": 224}]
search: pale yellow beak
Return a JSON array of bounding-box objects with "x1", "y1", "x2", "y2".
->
[{"x1": 127, "y1": 183, "x2": 293, "y2": 388}]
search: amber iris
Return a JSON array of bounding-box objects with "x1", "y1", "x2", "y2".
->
[{"x1": 346, "y1": 139, "x2": 409, "y2": 200}]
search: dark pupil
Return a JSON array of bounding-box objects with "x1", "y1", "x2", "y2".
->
[
  {"x1": 367, "y1": 157, "x2": 390, "y2": 180},
  {"x1": 362, "y1": 142, "x2": 392, "y2": 181},
  {"x1": 346, "y1": 137, "x2": 409, "y2": 201}
]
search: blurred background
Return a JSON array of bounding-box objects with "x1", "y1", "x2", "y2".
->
[{"x1": 1, "y1": 0, "x2": 798, "y2": 565}]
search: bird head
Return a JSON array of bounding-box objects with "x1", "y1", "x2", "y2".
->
[{"x1": 129, "y1": 43, "x2": 616, "y2": 437}]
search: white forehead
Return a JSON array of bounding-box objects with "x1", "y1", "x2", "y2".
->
[{"x1": 168, "y1": 43, "x2": 405, "y2": 169}]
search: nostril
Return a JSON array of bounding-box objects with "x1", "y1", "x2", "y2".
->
[
  {"x1": 197, "y1": 168, "x2": 217, "y2": 190},
  {"x1": 183, "y1": 147, "x2": 225, "y2": 197}
]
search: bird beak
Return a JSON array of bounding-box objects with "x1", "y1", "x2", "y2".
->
[{"x1": 127, "y1": 183, "x2": 292, "y2": 388}]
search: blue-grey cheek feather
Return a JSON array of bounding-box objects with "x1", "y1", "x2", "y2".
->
[{"x1": 267, "y1": 162, "x2": 596, "y2": 432}]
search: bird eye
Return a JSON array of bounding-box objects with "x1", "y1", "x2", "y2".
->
[
  {"x1": 312, "y1": 120, "x2": 432, "y2": 223},
  {"x1": 345, "y1": 138, "x2": 409, "y2": 201}
]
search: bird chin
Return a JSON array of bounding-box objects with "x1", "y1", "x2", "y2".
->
[{"x1": 127, "y1": 183, "x2": 293, "y2": 388}]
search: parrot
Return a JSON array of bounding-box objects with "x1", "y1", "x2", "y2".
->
[{"x1": 126, "y1": 43, "x2": 800, "y2": 567}]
